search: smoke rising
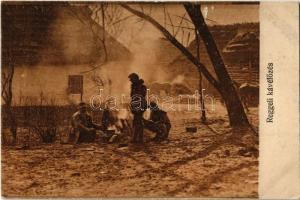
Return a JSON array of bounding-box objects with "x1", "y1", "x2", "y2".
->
[{"x1": 171, "y1": 75, "x2": 185, "y2": 85}]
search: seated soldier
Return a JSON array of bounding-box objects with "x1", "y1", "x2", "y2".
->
[
  {"x1": 71, "y1": 102, "x2": 102, "y2": 143},
  {"x1": 144, "y1": 102, "x2": 171, "y2": 141}
]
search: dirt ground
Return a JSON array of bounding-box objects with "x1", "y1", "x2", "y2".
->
[{"x1": 2, "y1": 104, "x2": 258, "y2": 198}]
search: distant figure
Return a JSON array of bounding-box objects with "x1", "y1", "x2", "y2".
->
[
  {"x1": 144, "y1": 102, "x2": 171, "y2": 141},
  {"x1": 128, "y1": 73, "x2": 147, "y2": 144},
  {"x1": 71, "y1": 102, "x2": 102, "y2": 143}
]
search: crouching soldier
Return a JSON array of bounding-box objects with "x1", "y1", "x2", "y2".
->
[
  {"x1": 71, "y1": 102, "x2": 102, "y2": 143},
  {"x1": 144, "y1": 102, "x2": 171, "y2": 141}
]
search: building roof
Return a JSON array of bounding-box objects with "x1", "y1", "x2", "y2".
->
[{"x1": 2, "y1": 2, "x2": 132, "y2": 67}]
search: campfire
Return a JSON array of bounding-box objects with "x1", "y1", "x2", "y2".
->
[{"x1": 101, "y1": 108, "x2": 133, "y2": 143}]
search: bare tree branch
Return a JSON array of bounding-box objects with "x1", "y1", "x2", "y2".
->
[
  {"x1": 173, "y1": 14, "x2": 193, "y2": 24},
  {"x1": 173, "y1": 14, "x2": 218, "y2": 25},
  {"x1": 67, "y1": 3, "x2": 112, "y2": 72},
  {"x1": 166, "y1": 23, "x2": 194, "y2": 30},
  {"x1": 163, "y1": 5, "x2": 167, "y2": 28},
  {"x1": 120, "y1": 3, "x2": 221, "y2": 92},
  {"x1": 112, "y1": 14, "x2": 135, "y2": 25},
  {"x1": 184, "y1": 4, "x2": 230, "y2": 85},
  {"x1": 174, "y1": 13, "x2": 186, "y2": 37},
  {"x1": 181, "y1": 28, "x2": 185, "y2": 45},
  {"x1": 165, "y1": 7, "x2": 175, "y2": 36},
  {"x1": 184, "y1": 3, "x2": 250, "y2": 126},
  {"x1": 186, "y1": 32, "x2": 191, "y2": 46},
  {"x1": 80, "y1": 62, "x2": 106, "y2": 74},
  {"x1": 101, "y1": 4, "x2": 108, "y2": 62}
]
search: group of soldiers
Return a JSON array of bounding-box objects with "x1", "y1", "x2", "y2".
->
[{"x1": 71, "y1": 73, "x2": 171, "y2": 144}]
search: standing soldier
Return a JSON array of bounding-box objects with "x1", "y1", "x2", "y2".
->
[{"x1": 128, "y1": 73, "x2": 147, "y2": 144}]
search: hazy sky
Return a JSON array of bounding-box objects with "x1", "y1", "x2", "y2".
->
[
  {"x1": 89, "y1": 2, "x2": 259, "y2": 79},
  {"x1": 115, "y1": 3, "x2": 259, "y2": 49}
]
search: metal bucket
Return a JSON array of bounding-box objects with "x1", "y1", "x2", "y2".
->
[{"x1": 186, "y1": 127, "x2": 197, "y2": 133}]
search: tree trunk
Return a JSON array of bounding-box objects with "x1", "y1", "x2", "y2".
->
[
  {"x1": 121, "y1": 3, "x2": 250, "y2": 127},
  {"x1": 195, "y1": 29, "x2": 206, "y2": 123},
  {"x1": 5, "y1": 105, "x2": 17, "y2": 143},
  {"x1": 120, "y1": 4, "x2": 221, "y2": 92},
  {"x1": 2, "y1": 63, "x2": 17, "y2": 144},
  {"x1": 184, "y1": 4, "x2": 249, "y2": 126},
  {"x1": 219, "y1": 86, "x2": 249, "y2": 126}
]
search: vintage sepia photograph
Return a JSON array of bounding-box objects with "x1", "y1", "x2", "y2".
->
[{"x1": 2, "y1": 1, "x2": 259, "y2": 198}]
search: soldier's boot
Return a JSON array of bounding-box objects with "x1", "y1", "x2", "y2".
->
[
  {"x1": 135, "y1": 114, "x2": 144, "y2": 144},
  {"x1": 152, "y1": 129, "x2": 162, "y2": 141},
  {"x1": 153, "y1": 124, "x2": 167, "y2": 141}
]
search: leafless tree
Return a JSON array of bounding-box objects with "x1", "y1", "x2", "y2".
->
[
  {"x1": 2, "y1": 59, "x2": 17, "y2": 143},
  {"x1": 67, "y1": 3, "x2": 130, "y2": 93},
  {"x1": 2, "y1": 4, "x2": 58, "y2": 144},
  {"x1": 2, "y1": 4, "x2": 19, "y2": 144},
  {"x1": 120, "y1": 3, "x2": 250, "y2": 127}
]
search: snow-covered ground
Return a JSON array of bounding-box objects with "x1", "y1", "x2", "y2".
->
[{"x1": 2, "y1": 103, "x2": 258, "y2": 197}]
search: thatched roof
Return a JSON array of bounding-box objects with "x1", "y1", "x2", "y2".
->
[
  {"x1": 165, "y1": 23, "x2": 259, "y2": 92},
  {"x1": 2, "y1": 2, "x2": 132, "y2": 67}
]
